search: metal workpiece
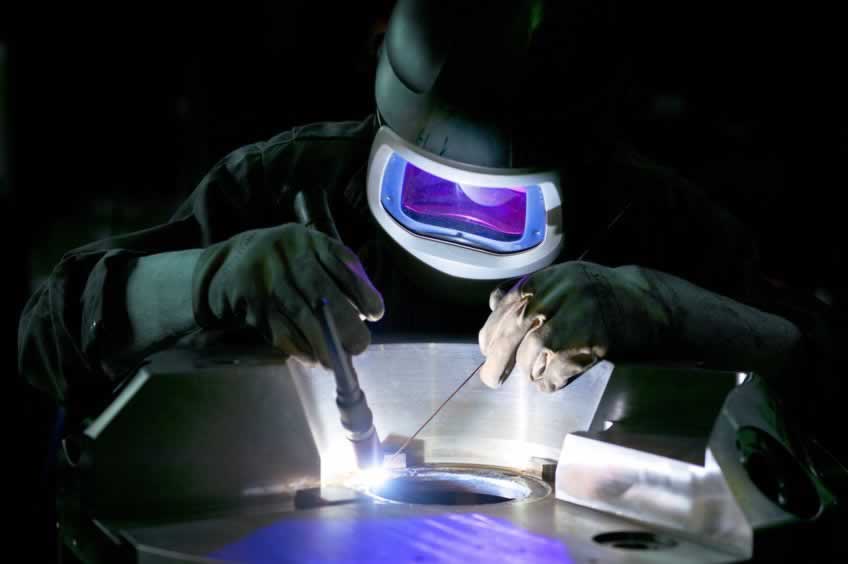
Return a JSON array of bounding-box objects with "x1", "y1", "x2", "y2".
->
[
  {"x1": 555, "y1": 364, "x2": 749, "y2": 557},
  {"x1": 78, "y1": 350, "x2": 322, "y2": 519},
  {"x1": 121, "y1": 489, "x2": 738, "y2": 564},
  {"x1": 289, "y1": 343, "x2": 617, "y2": 485},
  {"x1": 69, "y1": 340, "x2": 842, "y2": 562},
  {"x1": 557, "y1": 434, "x2": 752, "y2": 558},
  {"x1": 554, "y1": 366, "x2": 836, "y2": 560}
]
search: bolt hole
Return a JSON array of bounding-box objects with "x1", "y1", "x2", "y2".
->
[
  {"x1": 613, "y1": 542, "x2": 648, "y2": 550},
  {"x1": 594, "y1": 532, "x2": 677, "y2": 551}
]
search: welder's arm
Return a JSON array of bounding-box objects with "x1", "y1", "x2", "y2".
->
[
  {"x1": 115, "y1": 248, "x2": 203, "y2": 364},
  {"x1": 18, "y1": 132, "x2": 303, "y2": 411},
  {"x1": 19, "y1": 223, "x2": 383, "y2": 418},
  {"x1": 479, "y1": 261, "x2": 803, "y2": 392},
  {"x1": 118, "y1": 224, "x2": 384, "y2": 368},
  {"x1": 17, "y1": 234, "x2": 203, "y2": 412}
]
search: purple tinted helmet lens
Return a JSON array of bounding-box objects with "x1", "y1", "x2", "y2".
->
[
  {"x1": 400, "y1": 163, "x2": 527, "y2": 242},
  {"x1": 379, "y1": 153, "x2": 547, "y2": 254}
]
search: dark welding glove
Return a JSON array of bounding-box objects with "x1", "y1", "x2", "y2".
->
[
  {"x1": 479, "y1": 261, "x2": 802, "y2": 392},
  {"x1": 192, "y1": 224, "x2": 384, "y2": 367}
]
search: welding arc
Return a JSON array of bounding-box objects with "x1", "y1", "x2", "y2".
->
[{"x1": 388, "y1": 360, "x2": 485, "y2": 464}]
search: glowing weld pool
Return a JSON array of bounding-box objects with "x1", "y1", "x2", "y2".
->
[{"x1": 364, "y1": 465, "x2": 552, "y2": 506}]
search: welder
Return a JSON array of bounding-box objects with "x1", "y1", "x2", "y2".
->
[{"x1": 18, "y1": 0, "x2": 830, "y2": 464}]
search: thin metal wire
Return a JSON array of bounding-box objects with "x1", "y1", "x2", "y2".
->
[
  {"x1": 388, "y1": 200, "x2": 633, "y2": 463},
  {"x1": 387, "y1": 360, "x2": 485, "y2": 464},
  {"x1": 576, "y1": 200, "x2": 632, "y2": 262}
]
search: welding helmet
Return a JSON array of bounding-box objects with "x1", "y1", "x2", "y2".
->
[{"x1": 367, "y1": 0, "x2": 617, "y2": 280}]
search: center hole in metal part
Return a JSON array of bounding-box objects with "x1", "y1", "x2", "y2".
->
[{"x1": 369, "y1": 467, "x2": 547, "y2": 506}]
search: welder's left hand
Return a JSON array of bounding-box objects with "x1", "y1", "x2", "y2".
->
[{"x1": 478, "y1": 261, "x2": 673, "y2": 392}]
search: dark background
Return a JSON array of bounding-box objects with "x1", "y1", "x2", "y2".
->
[{"x1": 3, "y1": 1, "x2": 846, "y2": 561}]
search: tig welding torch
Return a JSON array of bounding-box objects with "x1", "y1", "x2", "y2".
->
[{"x1": 316, "y1": 297, "x2": 383, "y2": 469}]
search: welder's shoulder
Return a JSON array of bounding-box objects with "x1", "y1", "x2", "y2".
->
[
  {"x1": 185, "y1": 116, "x2": 376, "y2": 209},
  {"x1": 263, "y1": 116, "x2": 377, "y2": 153},
  {"x1": 612, "y1": 147, "x2": 755, "y2": 241},
  {"x1": 602, "y1": 146, "x2": 761, "y2": 296},
  {"x1": 242, "y1": 117, "x2": 376, "y2": 195},
  {"x1": 207, "y1": 117, "x2": 376, "y2": 179},
  {"x1": 241, "y1": 116, "x2": 376, "y2": 183}
]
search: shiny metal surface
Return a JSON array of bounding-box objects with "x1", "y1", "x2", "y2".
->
[
  {"x1": 387, "y1": 360, "x2": 484, "y2": 465},
  {"x1": 554, "y1": 366, "x2": 838, "y2": 560},
  {"x1": 583, "y1": 364, "x2": 740, "y2": 465},
  {"x1": 557, "y1": 435, "x2": 752, "y2": 558},
  {"x1": 80, "y1": 351, "x2": 321, "y2": 518},
  {"x1": 712, "y1": 376, "x2": 830, "y2": 526},
  {"x1": 555, "y1": 365, "x2": 752, "y2": 557},
  {"x1": 72, "y1": 339, "x2": 839, "y2": 562},
  {"x1": 121, "y1": 493, "x2": 734, "y2": 564},
  {"x1": 289, "y1": 342, "x2": 614, "y2": 484}
]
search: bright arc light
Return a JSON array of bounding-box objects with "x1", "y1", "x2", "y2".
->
[{"x1": 354, "y1": 465, "x2": 391, "y2": 490}]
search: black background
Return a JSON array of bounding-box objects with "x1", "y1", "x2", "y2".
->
[{"x1": 4, "y1": 1, "x2": 846, "y2": 561}]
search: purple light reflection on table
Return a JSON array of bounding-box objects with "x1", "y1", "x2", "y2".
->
[{"x1": 208, "y1": 512, "x2": 573, "y2": 564}]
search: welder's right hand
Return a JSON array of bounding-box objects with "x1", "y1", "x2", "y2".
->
[{"x1": 192, "y1": 224, "x2": 384, "y2": 367}]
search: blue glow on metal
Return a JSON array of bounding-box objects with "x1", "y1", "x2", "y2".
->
[{"x1": 208, "y1": 512, "x2": 573, "y2": 563}]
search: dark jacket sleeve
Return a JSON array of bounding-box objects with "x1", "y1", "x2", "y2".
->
[
  {"x1": 17, "y1": 133, "x2": 297, "y2": 414},
  {"x1": 594, "y1": 148, "x2": 845, "y2": 461},
  {"x1": 594, "y1": 148, "x2": 763, "y2": 304}
]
